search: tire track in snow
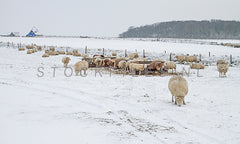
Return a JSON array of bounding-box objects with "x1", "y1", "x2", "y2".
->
[{"x1": 164, "y1": 113, "x2": 225, "y2": 144}]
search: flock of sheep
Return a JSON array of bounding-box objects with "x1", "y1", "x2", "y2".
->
[{"x1": 18, "y1": 44, "x2": 230, "y2": 106}]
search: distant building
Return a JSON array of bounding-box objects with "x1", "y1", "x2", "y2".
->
[
  {"x1": 26, "y1": 26, "x2": 43, "y2": 37},
  {"x1": 26, "y1": 30, "x2": 36, "y2": 37},
  {"x1": 9, "y1": 32, "x2": 20, "y2": 37}
]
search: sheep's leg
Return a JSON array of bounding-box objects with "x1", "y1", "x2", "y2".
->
[
  {"x1": 84, "y1": 69, "x2": 86, "y2": 75},
  {"x1": 75, "y1": 71, "x2": 79, "y2": 76},
  {"x1": 172, "y1": 95, "x2": 174, "y2": 102}
]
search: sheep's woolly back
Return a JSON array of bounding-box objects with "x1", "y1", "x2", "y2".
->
[
  {"x1": 42, "y1": 53, "x2": 49, "y2": 57},
  {"x1": 128, "y1": 53, "x2": 139, "y2": 60},
  {"x1": 217, "y1": 60, "x2": 228, "y2": 66},
  {"x1": 164, "y1": 61, "x2": 176, "y2": 69},
  {"x1": 168, "y1": 76, "x2": 188, "y2": 97},
  {"x1": 118, "y1": 60, "x2": 127, "y2": 69},
  {"x1": 75, "y1": 61, "x2": 89, "y2": 71},
  {"x1": 190, "y1": 63, "x2": 204, "y2": 69},
  {"x1": 112, "y1": 52, "x2": 117, "y2": 56},
  {"x1": 175, "y1": 55, "x2": 185, "y2": 62},
  {"x1": 152, "y1": 59, "x2": 165, "y2": 63}
]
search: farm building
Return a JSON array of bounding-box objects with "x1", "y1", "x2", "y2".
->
[
  {"x1": 9, "y1": 32, "x2": 20, "y2": 37},
  {"x1": 26, "y1": 26, "x2": 43, "y2": 37}
]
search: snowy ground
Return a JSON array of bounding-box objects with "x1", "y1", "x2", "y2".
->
[{"x1": 0, "y1": 37, "x2": 240, "y2": 144}]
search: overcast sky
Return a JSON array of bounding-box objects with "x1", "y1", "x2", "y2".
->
[{"x1": 1, "y1": 0, "x2": 240, "y2": 37}]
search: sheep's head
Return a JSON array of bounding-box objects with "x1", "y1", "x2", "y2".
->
[
  {"x1": 176, "y1": 96, "x2": 184, "y2": 106},
  {"x1": 218, "y1": 64, "x2": 227, "y2": 72}
]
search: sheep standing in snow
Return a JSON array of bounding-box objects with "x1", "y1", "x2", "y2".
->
[
  {"x1": 26, "y1": 45, "x2": 34, "y2": 49},
  {"x1": 112, "y1": 52, "x2": 117, "y2": 56},
  {"x1": 62, "y1": 57, "x2": 71, "y2": 67},
  {"x1": 217, "y1": 64, "x2": 229, "y2": 77},
  {"x1": 27, "y1": 50, "x2": 34, "y2": 54},
  {"x1": 217, "y1": 59, "x2": 228, "y2": 66},
  {"x1": 49, "y1": 51, "x2": 59, "y2": 55},
  {"x1": 74, "y1": 61, "x2": 89, "y2": 76},
  {"x1": 18, "y1": 48, "x2": 25, "y2": 51},
  {"x1": 37, "y1": 46, "x2": 42, "y2": 51},
  {"x1": 168, "y1": 76, "x2": 188, "y2": 106},
  {"x1": 66, "y1": 52, "x2": 73, "y2": 55},
  {"x1": 45, "y1": 50, "x2": 50, "y2": 53},
  {"x1": 148, "y1": 61, "x2": 166, "y2": 72},
  {"x1": 82, "y1": 54, "x2": 89, "y2": 58},
  {"x1": 134, "y1": 58, "x2": 146, "y2": 61},
  {"x1": 126, "y1": 61, "x2": 131, "y2": 72},
  {"x1": 94, "y1": 58, "x2": 103, "y2": 67},
  {"x1": 175, "y1": 55, "x2": 185, "y2": 63},
  {"x1": 152, "y1": 59, "x2": 165, "y2": 63},
  {"x1": 128, "y1": 53, "x2": 139, "y2": 60},
  {"x1": 49, "y1": 47, "x2": 55, "y2": 51},
  {"x1": 42, "y1": 53, "x2": 49, "y2": 57},
  {"x1": 190, "y1": 63, "x2": 204, "y2": 69},
  {"x1": 129, "y1": 63, "x2": 147, "y2": 75},
  {"x1": 164, "y1": 61, "x2": 176, "y2": 73},
  {"x1": 58, "y1": 51, "x2": 66, "y2": 55},
  {"x1": 185, "y1": 56, "x2": 197, "y2": 63},
  {"x1": 118, "y1": 60, "x2": 127, "y2": 71},
  {"x1": 114, "y1": 57, "x2": 127, "y2": 67}
]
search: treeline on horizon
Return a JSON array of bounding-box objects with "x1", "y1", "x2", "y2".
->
[{"x1": 119, "y1": 20, "x2": 240, "y2": 39}]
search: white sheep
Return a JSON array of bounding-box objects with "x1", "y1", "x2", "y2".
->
[
  {"x1": 152, "y1": 59, "x2": 165, "y2": 63},
  {"x1": 126, "y1": 61, "x2": 131, "y2": 72},
  {"x1": 130, "y1": 63, "x2": 147, "y2": 75},
  {"x1": 190, "y1": 63, "x2": 204, "y2": 69},
  {"x1": 42, "y1": 53, "x2": 49, "y2": 57},
  {"x1": 66, "y1": 52, "x2": 73, "y2": 55},
  {"x1": 164, "y1": 61, "x2": 176, "y2": 73},
  {"x1": 175, "y1": 55, "x2": 185, "y2": 63},
  {"x1": 58, "y1": 51, "x2": 66, "y2": 55},
  {"x1": 112, "y1": 52, "x2": 117, "y2": 56},
  {"x1": 82, "y1": 54, "x2": 89, "y2": 58},
  {"x1": 217, "y1": 59, "x2": 227, "y2": 66},
  {"x1": 217, "y1": 64, "x2": 229, "y2": 77},
  {"x1": 74, "y1": 61, "x2": 89, "y2": 76},
  {"x1": 134, "y1": 58, "x2": 146, "y2": 61},
  {"x1": 49, "y1": 47, "x2": 55, "y2": 51},
  {"x1": 94, "y1": 57, "x2": 103, "y2": 67},
  {"x1": 185, "y1": 56, "x2": 197, "y2": 63},
  {"x1": 118, "y1": 60, "x2": 127, "y2": 71},
  {"x1": 18, "y1": 48, "x2": 25, "y2": 51},
  {"x1": 168, "y1": 75, "x2": 188, "y2": 106},
  {"x1": 62, "y1": 57, "x2": 71, "y2": 67},
  {"x1": 27, "y1": 50, "x2": 34, "y2": 54},
  {"x1": 26, "y1": 45, "x2": 34, "y2": 49},
  {"x1": 128, "y1": 53, "x2": 139, "y2": 60}
]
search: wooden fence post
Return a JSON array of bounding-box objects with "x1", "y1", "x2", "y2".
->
[
  {"x1": 85, "y1": 46, "x2": 87, "y2": 54},
  {"x1": 170, "y1": 53, "x2": 172, "y2": 61},
  {"x1": 209, "y1": 52, "x2": 211, "y2": 57},
  {"x1": 230, "y1": 54, "x2": 233, "y2": 64},
  {"x1": 103, "y1": 48, "x2": 104, "y2": 56},
  {"x1": 199, "y1": 54, "x2": 202, "y2": 62},
  {"x1": 125, "y1": 49, "x2": 127, "y2": 57},
  {"x1": 143, "y1": 49, "x2": 145, "y2": 58}
]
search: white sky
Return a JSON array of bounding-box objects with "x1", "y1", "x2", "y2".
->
[{"x1": 1, "y1": 0, "x2": 240, "y2": 37}]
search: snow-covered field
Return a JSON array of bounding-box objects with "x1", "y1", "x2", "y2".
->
[{"x1": 0, "y1": 37, "x2": 240, "y2": 144}]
